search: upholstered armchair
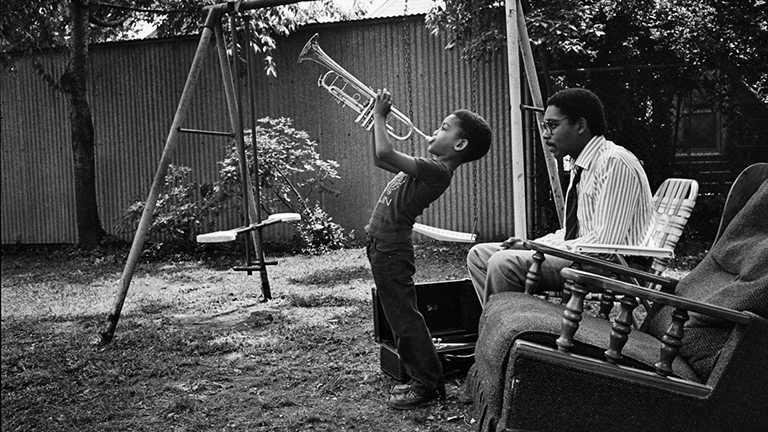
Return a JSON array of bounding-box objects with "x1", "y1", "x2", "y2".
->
[{"x1": 464, "y1": 178, "x2": 768, "y2": 431}]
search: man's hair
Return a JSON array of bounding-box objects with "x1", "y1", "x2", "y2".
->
[
  {"x1": 546, "y1": 88, "x2": 607, "y2": 136},
  {"x1": 452, "y1": 109, "x2": 492, "y2": 163}
]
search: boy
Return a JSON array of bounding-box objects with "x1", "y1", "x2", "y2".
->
[{"x1": 366, "y1": 89, "x2": 491, "y2": 410}]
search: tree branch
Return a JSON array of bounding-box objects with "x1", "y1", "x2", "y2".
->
[
  {"x1": 92, "y1": 2, "x2": 198, "y2": 14},
  {"x1": 88, "y1": 14, "x2": 127, "y2": 27}
]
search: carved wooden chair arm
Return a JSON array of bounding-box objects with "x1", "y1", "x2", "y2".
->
[{"x1": 557, "y1": 267, "x2": 752, "y2": 377}]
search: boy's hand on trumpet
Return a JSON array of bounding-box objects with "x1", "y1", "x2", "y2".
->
[{"x1": 373, "y1": 89, "x2": 393, "y2": 119}]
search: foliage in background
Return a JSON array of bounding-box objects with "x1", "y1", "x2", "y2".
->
[
  {"x1": 426, "y1": 0, "x2": 765, "y2": 182},
  {"x1": 117, "y1": 117, "x2": 353, "y2": 254},
  {"x1": 116, "y1": 165, "x2": 203, "y2": 248},
  {"x1": 427, "y1": 0, "x2": 767, "y2": 243},
  {"x1": 426, "y1": 0, "x2": 767, "y2": 103},
  {"x1": 1, "y1": 0, "x2": 370, "y2": 77},
  {"x1": 135, "y1": 0, "x2": 368, "y2": 76},
  {"x1": 0, "y1": 0, "x2": 366, "y2": 249},
  {"x1": 210, "y1": 117, "x2": 353, "y2": 254}
]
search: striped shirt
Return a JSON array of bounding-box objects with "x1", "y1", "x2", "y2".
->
[{"x1": 537, "y1": 135, "x2": 653, "y2": 250}]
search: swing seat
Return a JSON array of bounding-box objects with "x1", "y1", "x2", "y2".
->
[
  {"x1": 196, "y1": 212, "x2": 301, "y2": 243},
  {"x1": 413, "y1": 223, "x2": 477, "y2": 243}
]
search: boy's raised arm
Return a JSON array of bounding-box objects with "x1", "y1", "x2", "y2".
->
[
  {"x1": 370, "y1": 130, "x2": 400, "y2": 174},
  {"x1": 372, "y1": 89, "x2": 418, "y2": 176}
]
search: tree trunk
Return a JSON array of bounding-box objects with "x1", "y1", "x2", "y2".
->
[{"x1": 64, "y1": 0, "x2": 107, "y2": 248}]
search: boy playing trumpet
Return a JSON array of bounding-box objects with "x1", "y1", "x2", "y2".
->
[{"x1": 365, "y1": 89, "x2": 492, "y2": 409}]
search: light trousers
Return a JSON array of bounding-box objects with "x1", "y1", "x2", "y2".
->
[{"x1": 466, "y1": 242, "x2": 572, "y2": 307}]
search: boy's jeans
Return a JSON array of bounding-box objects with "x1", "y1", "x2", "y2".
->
[{"x1": 366, "y1": 234, "x2": 444, "y2": 397}]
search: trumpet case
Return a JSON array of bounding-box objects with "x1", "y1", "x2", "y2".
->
[{"x1": 372, "y1": 279, "x2": 483, "y2": 381}]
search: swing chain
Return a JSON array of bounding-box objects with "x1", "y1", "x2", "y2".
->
[
  {"x1": 403, "y1": 0, "x2": 415, "y2": 156},
  {"x1": 470, "y1": 7, "x2": 480, "y2": 236}
]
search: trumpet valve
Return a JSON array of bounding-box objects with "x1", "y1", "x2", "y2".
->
[{"x1": 355, "y1": 98, "x2": 376, "y2": 130}]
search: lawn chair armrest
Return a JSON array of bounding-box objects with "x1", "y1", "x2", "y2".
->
[
  {"x1": 524, "y1": 240, "x2": 678, "y2": 290},
  {"x1": 573, "y1": 243, "x2": 674, "y2": 259}
]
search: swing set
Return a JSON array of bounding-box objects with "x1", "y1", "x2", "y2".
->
[
  {"x1": 101, "y1": 0, "x2": 565, "y2": 344},
  {"x1": 101, "y1": 0, "x2": 305, "y2": 344}
]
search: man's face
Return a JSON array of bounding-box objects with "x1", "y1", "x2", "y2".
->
[{"x1": 541, "y1": 106, "x2": 585, "y2": 159}]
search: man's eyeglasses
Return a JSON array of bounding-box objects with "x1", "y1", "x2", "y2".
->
[{"x1": 540, "y1": 117, "x2": 569, "y2": 134}]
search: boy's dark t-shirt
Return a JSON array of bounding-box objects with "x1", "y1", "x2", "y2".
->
[{"x1": 365, "y1": 157, "x2": 453, "y2": 243}]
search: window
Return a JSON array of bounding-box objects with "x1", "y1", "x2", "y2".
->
[{"x1": 676, "y1": 92, "x2": 723, "y2": 156}]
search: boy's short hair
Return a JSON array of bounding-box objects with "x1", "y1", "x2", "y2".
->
[
  {"x1": 453, "y1": 109, "x2": 492, "y2": 163},
  {"x1": 546, "y1": 88, "x2": 607, "y2": 136}
]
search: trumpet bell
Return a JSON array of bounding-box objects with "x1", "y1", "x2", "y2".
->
[
  {"x1": 297, "y1": 33, "x2": 322, "y2": 65},
  {"x1": 298, "y1": 33, "x2": 429, "y2": 141}
]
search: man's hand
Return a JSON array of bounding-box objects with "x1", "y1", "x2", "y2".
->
[
  {"x1": 373, "y1": 89, "x2": 392, "y2": 118},
  {"x1": 500, "y1": 237, "x2": 525, "y2": 250}
]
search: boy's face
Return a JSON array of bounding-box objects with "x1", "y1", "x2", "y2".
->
[{"x1": 427, "y1": 114, "x2": 467, "y2": 156}]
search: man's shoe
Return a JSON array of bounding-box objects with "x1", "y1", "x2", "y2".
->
[{"x1": 388, "y1": 390, "x2": 438, "y2": 410}]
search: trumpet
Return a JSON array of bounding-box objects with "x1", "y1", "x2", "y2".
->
[{"x1": 298, "y1": 33, "x2": 430, "y2": 141}]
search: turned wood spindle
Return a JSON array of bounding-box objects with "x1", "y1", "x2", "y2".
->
[
  {"x1": 561, "y1": 262, "x2": 582, "y2": 303},
  {"x1": 525, "y1": 250, "x2": 545, "y2": 295},
  {"x1": 604, "y1": 295, "x2": 638, "y2": 363},
  {"x1": 655, "y1": 307, "x2": 689, "y2": 377},
  {"x1": 598, "y1": 289, "x2": 615, "y2": 319},
  {"x1": 556, "y1": 277, "x2": 588, "y2": 352}
]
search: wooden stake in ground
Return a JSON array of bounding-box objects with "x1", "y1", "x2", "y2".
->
[{"x1": 509, "y1": 0, "x2": 566, "y2": 227}]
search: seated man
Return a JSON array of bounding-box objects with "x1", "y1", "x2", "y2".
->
[{"x1": 467, "y1": 88, "x2": 654, "y2": 306}]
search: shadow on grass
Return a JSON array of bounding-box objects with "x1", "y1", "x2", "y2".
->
[
  {"x1": 286, "y1": 292, "x2": 367, "y2": 308},
  {"x1": 288, "y1": 265, "x2": 371, "y2": 287}
]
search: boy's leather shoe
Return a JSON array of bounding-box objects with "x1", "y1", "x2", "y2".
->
[
  {"x1": 390, "y1": 383, "x2": 412, "y2": 395},
  {"x1": 388, "y1": 390, "x2": 439, "y2": 410},
  {"x1": 391, "y1": 382, "x2": 446, "y2": 397}
]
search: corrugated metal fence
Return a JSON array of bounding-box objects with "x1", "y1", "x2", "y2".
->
[{"x1": 1, "y1": 16, "x2": 522, "y2": 245}]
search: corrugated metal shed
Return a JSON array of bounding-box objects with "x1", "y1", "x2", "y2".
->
[
  {"x1": 1, "y1": 16, "x2": 522, "y2": 245},
  {"x1": 2, "y1": 50, "x2": 78, "y2": 243}
]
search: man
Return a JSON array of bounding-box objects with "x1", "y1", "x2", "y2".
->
[{"x1": 467, "y1": 88, "x2": 654, "y2": 305}]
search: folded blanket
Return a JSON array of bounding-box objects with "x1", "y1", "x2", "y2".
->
[{"x1": 645, "y1": 180, "x2": 768, "y2": 380}]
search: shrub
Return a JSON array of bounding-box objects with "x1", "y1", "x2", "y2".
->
[
  {"x1": 116, "y1": 165, "x2": 202, "y2": 248},
  {"x1": 117, "y1": 117, "x2": 353, "y2": 254}
]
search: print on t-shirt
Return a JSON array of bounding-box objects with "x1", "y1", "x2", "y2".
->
[{"x1": 378, "y1": 172, "x2": 408, "y2": 207}]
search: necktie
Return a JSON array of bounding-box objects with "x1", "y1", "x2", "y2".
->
[{"x1": 565, "y1": 167, "x2": 582, "y2": 240}]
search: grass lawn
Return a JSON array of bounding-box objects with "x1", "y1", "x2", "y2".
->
[
  {"x1": 1, "y1": 242, "x2": 697, "y2": 431},
  {"x1": 1, "y1": 242, "x2": 479, "y2": 432}
]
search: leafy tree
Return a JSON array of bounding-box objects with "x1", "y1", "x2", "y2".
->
[
  {"x1": 1, "y1": 0, "x2": 364, "y2": 248},
  {"x1": 426, "y1": 0, "x2": 767, "y2": 103},
  {"x1": 427, "y1": 0, "x2": 766, "y2": 240}
]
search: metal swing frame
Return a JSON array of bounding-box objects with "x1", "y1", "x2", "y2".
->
[{"x1": 101, "y1": 0, "x2": 306, "y2": 344}]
